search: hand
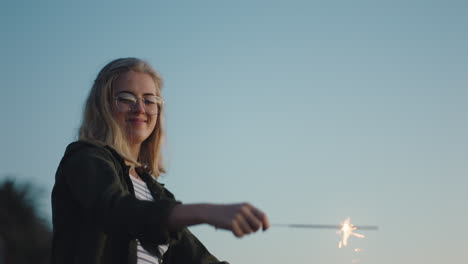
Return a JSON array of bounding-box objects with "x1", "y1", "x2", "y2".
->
[{"x1": 205, "y1": 203, "x2": 270, "y2": 238}]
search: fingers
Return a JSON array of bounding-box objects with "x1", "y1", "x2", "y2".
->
[
  {"x1": 242, "y1": 203, "x2": 270, "y2": 231},
  {"x1": 241, "y1": 205, "x2": 263, "y2": 232},
  {"x1": 251, "y1": 208, "x2": 270, "y2": 231},
  {"x1": 230, "y1": 203, "x2": 270, "y2": 237},
  {"x1": 208, "y1": 202, "x2": 269, "y2": 238},
  {"x1": 231, "y1": 221, "x2": 244, "y2": 238},
  {"x1": 230, "y1": 207, "x2": 254, "y2": 238},
  {"x1": 238, "y1": 213, "x2": 255, "y2": 234}
]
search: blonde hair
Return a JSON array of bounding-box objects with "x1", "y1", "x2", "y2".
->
[{"x1": 79, "y1": 58, "x2": 165, "y2": 178}]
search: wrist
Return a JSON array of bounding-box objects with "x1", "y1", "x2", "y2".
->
[{"x1": 197, "y1": 203, "x2": 215, "y2": 224}]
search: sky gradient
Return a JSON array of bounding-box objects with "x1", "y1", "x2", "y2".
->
[{"x1": 1, "y1": 1, "x2": 467, "y2": 263}]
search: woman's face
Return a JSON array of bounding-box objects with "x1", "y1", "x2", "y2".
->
[{"x1": 112, "y1": 71, "x2": 159, "y2": 145}]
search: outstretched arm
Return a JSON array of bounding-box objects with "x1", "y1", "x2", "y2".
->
[{"x1": 167, "y1": 203, "x2": 270, "y2": 238}]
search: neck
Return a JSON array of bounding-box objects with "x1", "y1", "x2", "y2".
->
[{"x1": 129, "y1": 143, "x2": 141, "y2": 161}]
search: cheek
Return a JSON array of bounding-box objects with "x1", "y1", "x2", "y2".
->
[
  {"x1": 112, "y1": 112, "x2": 127, "y2": 129},
  {"x1": 149, "y1": 116, "x2": 158, "y2": 130},
  {"x1": 144, "y1": 117, "x2": 157, "y2": 137}
]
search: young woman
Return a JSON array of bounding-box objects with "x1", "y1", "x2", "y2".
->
[{"x1": 51, "y1": 58, "x2": 269, "y2": 264}]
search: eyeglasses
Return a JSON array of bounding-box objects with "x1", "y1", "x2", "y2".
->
[{"x1": 114, "y1": 92, "x2": 164, "y2": 115}]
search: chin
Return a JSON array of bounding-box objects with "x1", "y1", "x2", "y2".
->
[{"x1": 126, "y1": 133, "x2": 151, "y2": 144}]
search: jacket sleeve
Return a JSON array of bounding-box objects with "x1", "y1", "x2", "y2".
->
[
  {"x1": 56, "y1": 146, "x2": 180, "y2": 244},
  {"x1": 163, "y1": 228, "x2": 229, "y2": 264}
]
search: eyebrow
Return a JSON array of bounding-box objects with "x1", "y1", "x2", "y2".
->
[{"x1": 117, "y1": 91, "x2": 157, "y2": 96}]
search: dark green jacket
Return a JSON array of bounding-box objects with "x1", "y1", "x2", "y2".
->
[{"x1": 51, "y1": 141, "x2": 227, "y2": 264}]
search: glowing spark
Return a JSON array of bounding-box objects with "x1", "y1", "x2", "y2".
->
[{"x1": 338, "y1": 217, "x2": 365, "y2": 248}]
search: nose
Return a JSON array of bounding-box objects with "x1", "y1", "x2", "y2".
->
[{"x1": 131, "y1": 98, "x2": 146, "y2": 113}]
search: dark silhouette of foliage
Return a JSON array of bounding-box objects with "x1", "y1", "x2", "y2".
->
[{"x1": 0, "y1": 178, "x2": 51, "y2": 264}]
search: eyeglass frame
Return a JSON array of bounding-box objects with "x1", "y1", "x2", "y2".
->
[{"x1": 113, "y1": 92, "x2": 164, "y2": 115}]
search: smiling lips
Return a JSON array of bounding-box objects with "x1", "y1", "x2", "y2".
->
[{"x1": 127, "y1": 117, "x2": 147, "y2": 124}]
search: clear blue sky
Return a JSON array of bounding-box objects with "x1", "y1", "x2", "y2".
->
[{"x1": 1, "y1": 1, "x2": 467, "y2": 263}]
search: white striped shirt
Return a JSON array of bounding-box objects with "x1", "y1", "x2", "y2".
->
[{"x1": 130, "y1": 175, "x2": 169, "y2": 264}]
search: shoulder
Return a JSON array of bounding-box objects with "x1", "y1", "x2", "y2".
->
[
  {"x1": 55, "y1": 141, "x2": 130, "y2": 188},
  {"x1": 64, "y1": 140, "x2": 120, "y2": 159},
  {"x1": 58, "y1": 141, "x2": 124, "y2": 171}
]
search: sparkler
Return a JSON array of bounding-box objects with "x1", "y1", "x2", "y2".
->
[
  {"x1": 337, "y1": 217, "x2": 366, "y2": 248},
  {"x1": 274, "y1": 217, "x2": 375, "y2": 263},
  {"x1": 272, "y1": 223, "x2": 378, "y2": 230},
  {"x1": 272, "y1": 217, "x2": 378, "y2": 248}
]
